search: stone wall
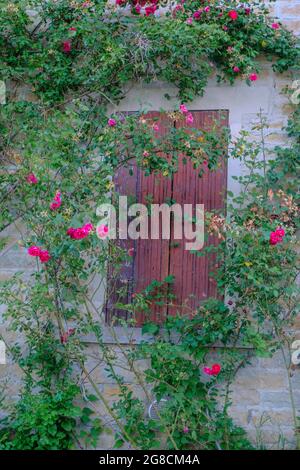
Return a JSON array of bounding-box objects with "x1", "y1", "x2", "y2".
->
[{"x1": 0, "y1": 1, "x2": 299, "y2": 449}]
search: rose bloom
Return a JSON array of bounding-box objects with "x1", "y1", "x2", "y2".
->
[
  {"x1": 193, "y1": 10, "x2": 202, "y2": 20},
  {"x1": 228, "y1": 10, "x2": 238, "y2": 21},
  {"x1": 67, "y1": 223, "x2": 94, "y2": 240},
  {"x1": 62, "y1": 40, "x2": 71, "y2": 53},
  {"x1": 97, "y1": 224, "x2": 109, "y2": 239},
  {"x1": 39, "y1": 250, "x2": 51, "y2": 263},
  {"x1": 211, "y1": 363, "x2": 221, "y2": 375},
  {"x1": 26, "y1": 173, "x2": 38, "y2": 184},
  {"x1": 28, "y1": 246, "x2": 41, "y2": 257},
  {"x1": 50, "y1": 191, "x2": 61, "y2": 210},
  {"x1": 270, "y1": 232, "x2": 280, "y2": 245},
  {"x1": 272, "y1": 23, "x2": 280, "y2": 30},
  {"x1": 203, "y1": 366, "x2": 213, "y2": 376},
  {"x1": 108, "y1": 118, "x2": 117, "y2": 127},
  {"x1": 204, "y1": 363, "x2": 221, "y2": 376},
  {"x1": 179, "y1": 104, "x2": 188, "y2": 114},
  {"x1": 233, "y1": 66, "x2": 240, "y2": 73},
  {"x1": 276, "y1": 227, "x2": 285, "y2": 238},
  {"x1": 249, "y1": 73, "x2": 258, "y2": 81},
  {"x1": 270, "y1": 227, "x2": 285, "y2": 245},
  {"x1": 145, "y1": 5, "x2": 157, "y2": 16},
  {"x1": 186, "y1": 113, "x2": 194, "y2": 125}
]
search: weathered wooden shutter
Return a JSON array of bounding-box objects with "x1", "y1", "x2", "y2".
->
[{"x1": 105, "y1": 110, "x2": 228, "y2": 325}]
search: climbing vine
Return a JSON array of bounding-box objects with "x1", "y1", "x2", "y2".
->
[{"x1": 0, "y1": 0, "x2": 299, "y2": 450}]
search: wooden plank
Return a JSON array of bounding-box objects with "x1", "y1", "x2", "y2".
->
[
  {"x1": 168, "y1": 110, "x2": 228, "y2": 316},
  {"x1": 133, "y1": 112, "x2": 173, "y2": 325}
]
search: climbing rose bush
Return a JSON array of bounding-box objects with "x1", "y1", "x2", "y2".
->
[{"x1": 0, "y1": 0, "x2": 299, "y2": 452}]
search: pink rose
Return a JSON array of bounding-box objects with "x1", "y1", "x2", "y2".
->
[
  {"x1": 153, "y1": 123, "x2": 159, "y2": 132},
  {"x1": 50, "y1": 191, "x2": 61, "y2": 210},
  {"x1": 183, "y1": 426, "x2": 189, "y2": 433},
  {"x1": 270, "y1": 232, "x2": 280, "y2": 245},
  {"x1": 228, "y1": 10, "x2": 238, "y2": 21},
  {"x1": 203, "y1": 366, "x2": 213, "y2": 376},
  {"x1": 204, "y1": 364, "x2": 221, "y2": 376},
  {"x1": 39, "y1": 250, "x2": 51, "y2": 263},
  {"x1": 204, "y1": 6, "x2": 210, "y2": 13},
  {"x1": 249, "y1": 73, "x2": 258, "y2": 81},
  {"x1": 108, "y1": 118, "x2": 117, "y2": 127},
  {"x1": 186, "y1": 112, "x2": 194, "y2": 125},
  {"x1": 26, "y1": 173, "x2": 38, "y2": 184},
  {"x1": 275, "y1": 227, "x2": 285, "y2": 238},
  {"x1": 272, "y1": 23, "x2": 280, "y2": 30},
  {"x1": 244, "y1": 8, "x2": 251, "y2": 15},
  {"x1": 28, "y1": 246, "x2": 41, "y2": 257},
  {"x1": 211, "y1": 364, "x2": 221, "y2": 375},
  {"x1": 270, "y1": 227, "x2": 285, "y2": 245},
  {"x1": 145, "y1": 5, "x2": 157, "y2": 16},
  {"x1": 186, "y1": 17, "x2": 193, "y2": 25},
  {"x1": 67, "y1": 223, "x2": 94, "y2": 240},
  {"x1": 233, "y1": 66, "x2": 240, "y2": 73},
  {"x1": 62, "y1": 40, "x2": 72, "y2": 53},
  {"x1": 97, "y1": 224, "x2": 109, "y2": 239},
  {"x1": 83, "y1": 223, "x2": 93, "y2": 233},
  {"x1": 179, "y1": 104, "x2": 188, "y2": 114},
  {"x1": 193, "y1": 10, "x2": 202, "y2": 20}
]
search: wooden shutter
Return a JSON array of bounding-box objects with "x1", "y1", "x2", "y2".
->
[{"x1": 105, "y1": 110, "x2": 228, "y2": 325}]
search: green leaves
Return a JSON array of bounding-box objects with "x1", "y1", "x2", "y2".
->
[{"x1": 0, "y1": 0, "x2": 299, "y2": 452}]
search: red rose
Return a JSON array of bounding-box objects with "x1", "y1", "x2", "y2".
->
[
  {"x1": 211, "y1": 364, "x2": 221, "y2": 375},
  {"x1": 62, "y1": 40, "x2": 71, "y2": 53},
  {"x1": 39, "y1": 250, "x2": 51, "y2": 263},
  {"x1": 228, "y1": 10, "x2": 238, "y2": 21},
  {"x1": 193, "y1": 10, "x2": 202, "y2": 20},
  {"x1": 249, "y1": 73, "x2": 258, "y2": 81},
  {"x1": 145, "y1": 5, "x2": 157, "y2": 16}
]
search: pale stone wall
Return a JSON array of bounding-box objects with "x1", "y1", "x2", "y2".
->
[{"x1": 0, "y1": 1, "x2": 299, "y2": 449}]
